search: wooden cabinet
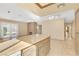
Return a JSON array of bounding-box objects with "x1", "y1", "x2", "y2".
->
[
  {"x1": 21, "y1": 37, "x2": 50, "y2": 56},
  {"x1": 22, "y1": 45, "x2": 36, "y2": 56},
  {"x1": 35, "y1": 37, "x2": 50, "y2": 56},
  {"x1": 38, "y1": 43, "x2": 49, "y2": 56},
  {"x1": 19, "y1": 34, "x2": 50, "y2": 56}
]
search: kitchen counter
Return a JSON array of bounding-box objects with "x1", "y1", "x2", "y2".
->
[
  {"x1": 0, "y1": 34, "x2": 50, "y2": 56},
  {"x1": 0, "y1": 40, "x2": 31, "y2": 56},
  {"x1": 18, "y1": 34, "x2": 49, "y2": 44},
  {"x1": 0, "y1": 39, "x2": 20, "y2": 52},
  {"x1": 18, "y1": 34, "x2": 50, "y2": 56}
]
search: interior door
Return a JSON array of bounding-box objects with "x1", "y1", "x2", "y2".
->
[{"x1": 27, "y1": 22, "x2": 37, "y2": 35}]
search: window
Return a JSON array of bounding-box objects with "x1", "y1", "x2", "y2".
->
[{"x1": 0, "y1": 22, "x2": 18, "y2": 39}]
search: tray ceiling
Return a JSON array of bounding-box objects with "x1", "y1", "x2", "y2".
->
[
  {"x1": 17, "y1": 3, "x2": 79, "y2": 16},
  {"x1": 35, "y1": 3, "x2": 55, "y2": 9}
]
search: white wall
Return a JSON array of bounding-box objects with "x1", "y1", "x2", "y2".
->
[{"x1": 42, "y1": 18, "x2": 64, "y2": 40}]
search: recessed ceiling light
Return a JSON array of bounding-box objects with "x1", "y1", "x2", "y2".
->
[
  {"x1": 57, "y1": 3, "x2": 65, "y2": 8},
  {"x1": 49, "y1": 16, "x2": 54, "y2": 19}
]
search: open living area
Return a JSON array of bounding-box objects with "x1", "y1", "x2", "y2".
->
[{"x1": 0, "y1": 3, "x2": 79, "y2": 56}]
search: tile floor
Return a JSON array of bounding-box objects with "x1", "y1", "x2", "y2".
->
[{"x1": 47, "y1": 38, "x2": 76, "y2": 56}]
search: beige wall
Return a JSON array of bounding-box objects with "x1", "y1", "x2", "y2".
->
[
  {"x1": 42, "y1": 18, "x2": 64, "y2": 40},
  {"x1": 18, "y1": 23, "x2": 28, "y2": 36}
]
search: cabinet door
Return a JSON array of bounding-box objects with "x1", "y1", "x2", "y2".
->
[
  {"x1": 22, "y1": 45, "x2": 36, "y2": 56},
  {"x1": 10, "y1": 51, "x2": 21, "y2": 56},
  {"x1": 38, "y1": 43, "x2": 50, "y2": 56},
  {"x1": 35, "y1": 38, "x2": 50, "y2": 56}
]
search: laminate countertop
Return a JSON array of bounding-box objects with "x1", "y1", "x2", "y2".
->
[
  {"x1": 0, "y1": 39, "x2": 31, "y2": 56},
  {"x1": 0, "y1": 34, "x2": 49, "y2": 56},
  {"x1": 18, "y1": 34, "x2": 50, "y2": 44},
  {"x1": 0, "y1": 39, "x2": 20, "y2": 52}
]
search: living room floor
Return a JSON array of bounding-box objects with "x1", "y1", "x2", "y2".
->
[{"x1": 47, "y1": 38, "x2": 76, "y2": 56}]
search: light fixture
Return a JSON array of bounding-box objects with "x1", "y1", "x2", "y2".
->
[
  {"x1": 57, "y1": 3, "x2": 65, "y2": 8},
  {"x1": 48, "y1": 16, "x2": 54, "y2": 20}
]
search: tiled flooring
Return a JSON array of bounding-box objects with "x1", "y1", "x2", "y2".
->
[{"x1": 47, "y1": 38, "x2": 76, "y2": 56}]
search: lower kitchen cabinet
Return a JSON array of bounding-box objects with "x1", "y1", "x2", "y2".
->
[
  {"x1": 10, "y1": 51, "x2": 21, "y2": 56},
  {"x1": 21, "y1": 37, "x2": 50, "y2": 56},
  {"x1": 35, "y1": 37, "x2": 50, "y2": 56},
  {"x1": 22, "y1": 38, "x2": 50, "y2": 56},
  {"x1": 22, "y1": 45, "x2": 36, "y2": 56},
  {"x1": 38, "y1": 43, "x2": 50, "y2": 56},
  {"x1": 0, "y1": 35, "x2": 50, "y2": 56}
]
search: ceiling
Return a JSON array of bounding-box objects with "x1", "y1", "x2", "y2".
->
[
  {"x1": 17, "y1": 3, "x2": 79, "y2": 16},
  {"x1": 0, "y1": 3, "x2": 40, "y2": 22},
  {"x1": 35, "y1": 3, "x2": 55, "y2": 9},
  {"x1": 41, "y1": 9, "x2": 75, "y2": 23},
  {"x1": 0, "y1": 3, "x2": 78, "y2": 23}
]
